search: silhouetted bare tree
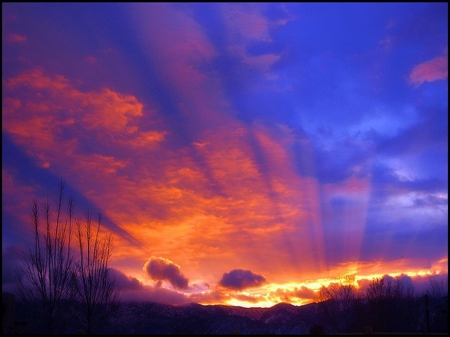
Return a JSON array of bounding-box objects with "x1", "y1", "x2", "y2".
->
[
  {"x1": 365, "y1": 276, "x2": 418, "y2": 333},
  {"x1": 73, "y1": 211, "x2": 120, "y2": 334},
  {"x1": 316, "y1": 275, "x2": 359, "y2": 333},
  {"x1": 14, "y1": 179, "x2": 77, "y2": 334},
  {"x1": 14, "y1": 179, "x2": 119, "y2": 334},
  {"x1": 423, "y1": 275, "x2": 448, "y2": 333}
]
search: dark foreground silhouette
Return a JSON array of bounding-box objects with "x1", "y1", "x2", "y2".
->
[{"x1": 8, "y1": 295, "x2": 448, "y2": 335}]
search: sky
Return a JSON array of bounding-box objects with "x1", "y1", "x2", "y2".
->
[{"x1": 2, "y1": 2, "x2": 448, "y2": 308}]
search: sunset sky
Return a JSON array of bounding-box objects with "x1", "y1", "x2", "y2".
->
[{"x1": 2, "y1": 3, "x2": 448, "y2": 308}]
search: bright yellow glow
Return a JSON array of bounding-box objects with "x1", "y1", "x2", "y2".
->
[{"x1": 226, "y1": 298, "x2": 277, "y2": 308}]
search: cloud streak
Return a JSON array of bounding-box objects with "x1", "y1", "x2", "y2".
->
[{"x1": 409, "y1": 56, "x2": 448, "y2": 86}]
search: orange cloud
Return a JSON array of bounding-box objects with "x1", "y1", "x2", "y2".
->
[
  {"x1": 409, "y1": 56, "x2": 448, "y2": 86},
  {"x1": 2, "y1": 68, "x2": 167, "y2": 249},
  {"x1": 268, "y1": 285, "x2": 316, "y2": 303},
  {"x1": 3, "y1": 68, "x2": 166, "y2": 154}
]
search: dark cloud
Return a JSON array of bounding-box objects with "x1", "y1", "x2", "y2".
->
[
  {"x1": 218, "y1": 269, "x2": 267, "y2": 290},
  {"x1": 369, "y1": 161, "x2": 446, "y2": 201},
  {"x1": 109, "y1": 268, "x2": 145, "y2": 291},
  {"x1": 120, "y1": 284, "x2": 192, "y2": 305},
  {"x1": 143, "y1": 257, "x2": 189, "y2": 290}
]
